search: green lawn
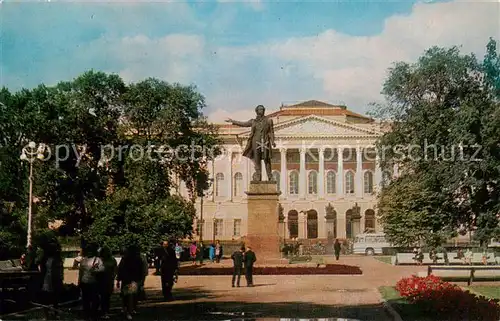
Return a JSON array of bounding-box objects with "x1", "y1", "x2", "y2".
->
[
  {"x1": 466, "y1": 286, "x2": 500, "y2": 299},
  {"x1": 374, "y1": 256, "x2": 392, "y2": 264},
  {"x1": 378, "y1": 286, "x2": 430, "y2": 321}
]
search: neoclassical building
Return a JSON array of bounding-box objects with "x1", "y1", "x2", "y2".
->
[{"x1": 181, "y1": 100, "x2": 395, "y2": 242}]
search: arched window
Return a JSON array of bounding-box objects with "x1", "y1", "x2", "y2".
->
[
  {"x1": 308, "y1": 171, "x2": 318, "y2": 194},
  {"x1": 289, "y1": 171, "x2": 299, "y2": 195},
  {"x1": 364, "y1": 209, "x2": 376, "y2": 232},
  {"x1": 215, "y1": 173, "x2": 224, "y2": 197},
  {"x1": 233, "y1": 172, "x2": 243, "y2": 197},
  {"x1": 364, "y1": 171, "x2": 374, "y2": 194},
  {"x1": 272, "y1": 171, "x2": 280, "y2": 192},
  {"x1": 326, "y1": 171, "x2": 336, "y2": 194},
  {"x1": 345, "y1": 171, "x2": 355, "y2": 194}
]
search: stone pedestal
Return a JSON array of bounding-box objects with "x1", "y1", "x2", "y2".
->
[{"x1": 245, "y1": 181, "x2": 281, "y2": 261}]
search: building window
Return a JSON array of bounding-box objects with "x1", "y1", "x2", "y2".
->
[
  {"x1": 364, "y1": 171, "x2": 374, "y2": 193},
  {"x1": 308, "y1": 171, "x2": 318, "y2": 194},
  {"x1": 215, "y1": 219, "x2": 223, "y2": 236},
  {"x1": 289, "y1": 171, "x2": 299, "y2": 195},
  {"x1": 326, "y1": 171, "x2": 336, "y2": 194},
  {"x1": 233, "y1": 172, "x2": 243, "y2": 197},
  {"x1": 215, "y1": 173, "x2": 224, "y2": 196},
  {"x1": 233, "y1": 219, "x2": 241, "y2": 236},
  {"x1": 364, "y1": 209, "x2": 376, "y2": 232},
  {"x1": 272, "y1": 171, "x2": 280, "y2": 191},
  {"x1": 345, "y1": 171, "x2": 355, "y2": 194}
]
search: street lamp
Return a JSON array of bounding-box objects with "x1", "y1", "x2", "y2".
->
[{"x1": 20, "y1": 142, "x2": 47, "y2": 247}]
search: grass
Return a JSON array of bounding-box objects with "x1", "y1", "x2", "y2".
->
[
  {"x1": 373, "y1": 256, "x2": 392, "y2": 264},
  {"x1": 378, "y1": 286, "x2": 431, "y2": 321},
  {"x1": 466, "y1": 286, "x2": 500, "y2": 299}
]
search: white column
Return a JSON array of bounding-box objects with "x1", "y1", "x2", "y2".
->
[
  {"x1": 375, "y1": 153, "x2": 383, "y2": 192},
  {"x1": 298, "y1": 211, "x2": 307, "y2": 239},
  {"x1": 228, "y1": 152, "x2": 233, "y2": 201},
  {"x1": 299, "y1": 147, "x2": 307, "y2": 199},
  {"x1": 337, "y1": 147, "x2": 344, "y2": 197},
  {"x1": 356, "y1": 146, "x2": 363, "y2": 198},
  {"x1": 283, "y1": 215, "x2": 289, "y2": 239},
  {"x1": 318, "y1": 147, "x2": 325, "y2": 199},
  {"x1": 280, "y1": 148, "x2": 287, "y2": 197}
]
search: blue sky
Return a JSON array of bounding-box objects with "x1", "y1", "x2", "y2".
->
[{"x1": 1, "y1": 0, "x2": 499, "y2": 121}]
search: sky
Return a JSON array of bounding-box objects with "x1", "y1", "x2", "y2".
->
[{"x1": 1, "y1": 0, "x2": 499, "y2": 122}]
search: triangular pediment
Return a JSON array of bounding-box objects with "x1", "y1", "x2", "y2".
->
[{"x1": 239, "y1": 115, "x2": 378, "y2": 138}]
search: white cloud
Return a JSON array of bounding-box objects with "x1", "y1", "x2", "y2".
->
[
  {"x1": 71, "y1": 0, "x2": 499, "y2": 122},
  {"x1": 216, "y1": 0, "x2": 263, "y2": 11}
]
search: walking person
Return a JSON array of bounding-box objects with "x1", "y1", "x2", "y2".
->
[
  {"x1": 243, "y1": 246, "x2": 256, "y2": 287},
  {"x1": 198, "y1": 242, "x2": 205, "y2": 265},
  {"x1": 231, "y1": 246, "x2": 244, "y2": 287},
  {"x1": 116, "y1": 245, "x2": 144, "y2": 320},
  {"x1": 209, "y1": 243, "x2": 215, "y2": 262},
  {"x1": 215, "y1": 240, "x2": 223, "y2": 263},
  {"x1": 160, "y1": 241, "x2": 179, "y2": 301},
  {"x1": 79, "y1": 243, "x2": 105, "y2": 321},
  {"x1": 174, "y1": 242, "x2": 183, "y2": 263},
  {"x1": 39, "y1": 242, "x2": 64, "y2": 321},
  {"x1": 97, "y1": 246, "x2": 117, "y2": 319},
  {"x1": 189, "y1": 242, "x2": 197, "y2": 265},
  {"x1": 333, "y1": 239, "x2": 341, "y2": 260}
]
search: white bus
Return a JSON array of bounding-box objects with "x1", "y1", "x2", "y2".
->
[{"x1": 353, "y1": 233, "x2": 392, "y2": 255}]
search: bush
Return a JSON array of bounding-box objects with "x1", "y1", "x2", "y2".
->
[{"x1": 396, "y1": 275, "x2": 500, "y2": 320}]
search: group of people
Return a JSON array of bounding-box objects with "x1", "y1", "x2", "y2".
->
[
  {"x1": 230, "y1": 246, "x2": 257, "y2": 287},
  {"x1": 185, "y1": 240, "x2": 224, "y2": 265},
  {"x1": 78, "y1": 240, "x2": 180, "y2": 320},
  {"x1": 22, "y1": 239, "x2": 180, "y2": 321}
]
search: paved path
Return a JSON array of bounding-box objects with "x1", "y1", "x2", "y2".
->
[{"x1": 55, "y1": 256, "x2": 427, "y2": 320}]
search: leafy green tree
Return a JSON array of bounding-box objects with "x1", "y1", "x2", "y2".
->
[
  {"x1": 0, "y1": 71, "x2": 220, "y2": 256},
  {"x1": 373, "y1": 40, "x2": 500, "y2": 247}
]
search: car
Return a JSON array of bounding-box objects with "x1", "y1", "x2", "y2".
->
[{"x1": 353, "y1": 233, "x2": 392, "y2": 255}]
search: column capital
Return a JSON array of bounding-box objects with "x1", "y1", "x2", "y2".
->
[
  {"x1": 280, "y1": 147, "x2": 287, "y2": 153},
  {"x1": 318, "y1": 146, "x2": 325, "y2": 154},
  {"x1": 300, "y1": 147, "x2": 307, "y2": 154}
]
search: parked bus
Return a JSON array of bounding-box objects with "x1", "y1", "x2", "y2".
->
[{"x1": 353, "y1": 233, "x2": 392, "y2": 255}]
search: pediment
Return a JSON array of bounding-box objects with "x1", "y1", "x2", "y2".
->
[{"x1": 240, "y1": 115, "x2": 378, "y2": 138}]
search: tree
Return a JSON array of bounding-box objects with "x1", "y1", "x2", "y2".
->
[
  {"x1": 374, "y1": 40, "x2": 500, "y2": 247},
  {"x1": 0, "y1": 71, "x2": 220, "y2": 256}
]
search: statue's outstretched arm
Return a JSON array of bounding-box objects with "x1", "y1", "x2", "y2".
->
[{"x1": 225, "y1": 118, "x2": 253, "y2": 127}]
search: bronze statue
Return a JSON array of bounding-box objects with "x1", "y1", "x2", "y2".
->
[{"x1": 225, "y1": 105, "x2": 275, "y2": 182}]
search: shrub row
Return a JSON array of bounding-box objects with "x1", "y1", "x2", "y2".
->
[{"x1": 396, "y1": 275, "x2": 500, "y2": 321}]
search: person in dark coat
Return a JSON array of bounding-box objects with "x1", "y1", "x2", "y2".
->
[
  {"x1": 231, "y1": 246, "x2": 244, "y2": 287},
  {"x1": 243, "y1": 246, "x2": 256, "y2": 287},
  {"x1": 116, "y1": 245, "x2": 144, "y2": 320},
  {"x1": 334, "y1": 239, "x2": 341, "y2": 260},
  {"x1": 159, "y1": 241, "x2": 178, "y2": 301}
]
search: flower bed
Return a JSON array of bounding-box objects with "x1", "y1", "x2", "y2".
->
[
  {"x1": 180, "y1": 264, "x2": 362, "y2": 275},
  {"x1": 396, "y1": 275, "x2": 500, "y2": 321}
]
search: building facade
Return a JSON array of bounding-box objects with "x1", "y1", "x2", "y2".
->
[{"x1": 180, "y1": 100, "x2": 395, "y2": 242}]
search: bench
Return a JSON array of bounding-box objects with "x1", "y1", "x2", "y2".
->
[
  {"x1": 394, "y1": 253, "x2": 445, "y2": 265},
  {"x1": 424, "y1": 265, "x2": 500, "y2": 285},
  {"x1": 393, "y1": 252, "x2": 497, "y2": 265}
]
